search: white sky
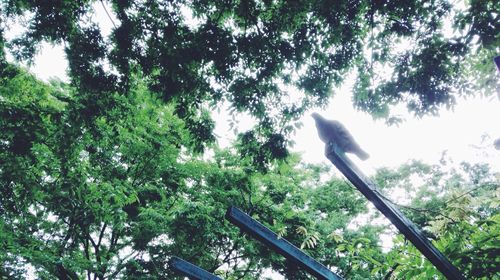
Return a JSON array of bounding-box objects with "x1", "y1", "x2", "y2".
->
[
  {"x1": 214, "y1": 80, "x2": 500, "y2": 175},
  {"x1": 296, "y1": 88, "x2": 500, "y2": 174}
]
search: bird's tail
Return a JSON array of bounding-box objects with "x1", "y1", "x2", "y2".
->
[{"x1": 355, "y1": 149, "x2": 370, "y2": 161}]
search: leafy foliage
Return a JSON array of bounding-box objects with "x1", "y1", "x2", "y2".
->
[
  {"x1": 1, "y1": 0, "x2": 498, "y2": 164},
  {"x1": 0, "y1": 70, "x2": 378, "y2": 279},
  {"x1": 1, "y1": 1, "x2": 498, "y2": 279},
  {"x1": 373, "y1": 160, "x2": 500, "y2": 279}
]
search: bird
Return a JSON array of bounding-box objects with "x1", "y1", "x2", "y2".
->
[{"x1": 311, "y1": 112, "x2": 369, "y2": 160}]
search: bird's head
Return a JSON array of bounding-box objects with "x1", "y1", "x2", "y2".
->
[{"x1": 311, "y1": 112, "x2": 323, "y2": 122}]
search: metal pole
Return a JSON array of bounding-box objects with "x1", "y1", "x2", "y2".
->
[
  {"x1": 169, "y1": 257, "x2": 222, "y2": 280},
  {"x1": 226, "y1": 206, "x2": 343, "y2": 280},
  {"x1": 325, "y1": 142, "x2": 466, "y2": 280}
]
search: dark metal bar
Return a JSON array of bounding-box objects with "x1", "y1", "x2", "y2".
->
[
  {"x1": 169, "y1": 257, "x2": 222, "y2": 280},
  {"x1": 325, "y1": 142, "x2": 466, "y2": 280},
  {"x1": 226, "y1": 206, "x2": 342, "y2": 280}
]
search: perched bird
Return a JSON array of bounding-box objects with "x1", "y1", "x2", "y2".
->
[{"x1": 311, "y1": 112, "x2": 369, "y2": 160}]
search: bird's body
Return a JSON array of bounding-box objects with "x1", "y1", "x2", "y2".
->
[{"x1": 311, "y1": 112, "x2": 369, "y2": 160}]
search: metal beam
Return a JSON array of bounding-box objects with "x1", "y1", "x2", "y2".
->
[
  {"x1": 325, "y1": 142, "x2": 466, "y2": 280},
  {"x1": 169, "y1": 257, "x2": 222, "y2": 280},
  {"x1": 226, "y1": 206, "x2": 342, "y2": 280}
]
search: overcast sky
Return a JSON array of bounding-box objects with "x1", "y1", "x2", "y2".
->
[{"x1": 214, "y1": 77, "x2": 500, "y2": 176}]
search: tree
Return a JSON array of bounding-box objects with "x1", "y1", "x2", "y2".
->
[
  {"x1": 1, "y1": 69, "x2": 497, "y2": 278},
  {"x1": 0, "y1": 68, "x2": 383, "y2": 279},
  {"x1": 2, "y1": 0, "x2": 498, "y2": 162},
  {"x1": 0, "y1": 66, "x2": 188, "y2": 279},
  {"x1": 1, "y1": 1, "x2": 498, "y2": 279},
  {"x1": 372, "y1": 160, "x2": 500, "y2": 279}
]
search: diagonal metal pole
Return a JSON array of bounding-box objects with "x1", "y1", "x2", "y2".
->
[
  {"x1": 325, "y1": 142, "x2": 466, "y2": 280},
  {"x1": 169, "y1": 257, "x2": 222, "y2": 280},
  {"x1": 226, "y1": 206, "x2": 343, "y2": 280}
]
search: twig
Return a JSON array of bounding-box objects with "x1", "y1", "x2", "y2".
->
[
  {"x1": 100, "y1": 0, "x2": 117, "y2": 28},
  {"x1": 445, "y1": 183, "x2": 498, "y2": 205}
]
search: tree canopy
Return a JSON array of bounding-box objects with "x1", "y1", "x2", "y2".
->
[
  {"x1": 1, "y1": 1, "x2": 499, "y2": 279},
  {"x1": 1, "y1": 0, "x2": 498, "y2": 160},
  {"x1": 0, "y1": 67, "x2": 373, "y2": 278},
  {"x1": 1, "y1": 65, "x2": 498, "y2": 279}
]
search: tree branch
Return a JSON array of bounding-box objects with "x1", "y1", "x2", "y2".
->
[
  {"x1": 100, "y1": 0, "x2": 117, "y2": 28},
  {"x1": 97, "y1": 222, "x2": 108, "y2": 248},
  {"x1": 445, "y1": 183, "x2": 498, "y2": 205}
]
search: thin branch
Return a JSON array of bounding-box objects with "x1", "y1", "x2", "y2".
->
[
  {"x1": 88, "y1": 232, "x2": 98, "y2": 250},
  {"x1": 83, "y1": 238, "x2": 92, "y2": 280},
  {"x1": 383, "y1": 263, "x2": 400, "y2": 280},
  {"x1": 100, "y1": 0, "x2": 117, "y2": 28},
  {"x1": 235, "y1": 260, "x2": 258, "y2": 280},
  {"x1": 130, "y1": 152, "x2": 157, "y2": 188},
  {"x1": 108, "y1": 228, "x2": 119, "y2": 253},
  {"x1": 106, "y1": 251, "x2": 139, "y2": 279},
  {"x1": 212, "y1": 238, "x2": 240, "y2": 272},
  {"x1": 377, "y1": 192, "x2": 459, "y2": 223},
  {"x1": 445, "y1": 183, "x2": 498, "y2": 205},
  {"x1": 97, "y1": 222, "x2": 108, "y2": 248}
]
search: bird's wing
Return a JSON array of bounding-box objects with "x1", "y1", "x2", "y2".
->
[{"x1": 330, "y1": 120, "x2": 357, "y2": 145}]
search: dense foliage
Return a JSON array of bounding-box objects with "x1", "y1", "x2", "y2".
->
[
  {"x1": 0, "y1": 66, "x2": 369, "y2": 279},
  {"x1": 373, "y1": 160, "x2": 499, "y2": 279},
  {"x1": 2, "y1": 0, "x2": 499, "y2": 161},
  {"x1": 1, "y1": 1, "x2": 498, "y2": 279},
  {"x1": 1, "y1": 67, "x2": 498, "y2": 279}
]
